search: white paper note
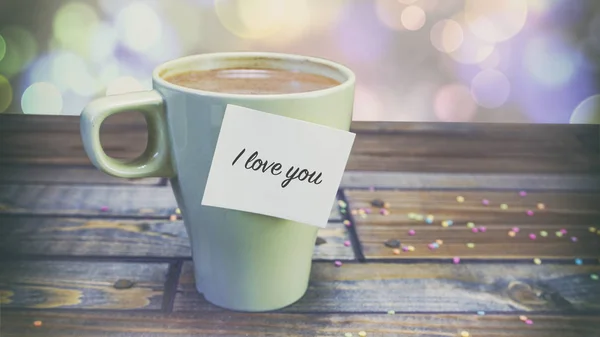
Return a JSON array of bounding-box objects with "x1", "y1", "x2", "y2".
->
[{"x1": 202, "y1": 104, "x2": 355, "y2": 228}]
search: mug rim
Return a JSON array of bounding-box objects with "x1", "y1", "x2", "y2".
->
[{"x1": 152, "y1": 52, "x2": 355, "y2": 100}]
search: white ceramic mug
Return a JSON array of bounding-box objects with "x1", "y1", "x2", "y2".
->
[{"x1": 80, "y1": 52, "x2": 355, "y2": 312}]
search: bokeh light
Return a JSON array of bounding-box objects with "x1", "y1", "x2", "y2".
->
[
  {"x1": 51, "y1": 52, "x2": 100, "y2": 96},
  {"x1": 21, "y1": 82, "x2": 63, "y2": 114},
  {"x1": 570, "y1": 95, "x2": 600, "y2": 124},
  {"x1": 430, "y1": 19, "x2": 463, "y2": 53},
  {"x1": 0, "y1": 26, "x2": 38, "y2": 78},
  {"x1": 261, "y1": 0, "x2": 311, "y2": 46},
  {"x1": 434, "y1": 83, "x2": 477, "y2": 122},
  {"x1": 306, "y1": 0, "x2": 345, "y2": 31},
  {"x1": 464, "y1": 0, "x2": 528, "y2": 43},
  {"x1": 448, "y1": 15, "x2": 495, "y2": 64},
  {"x1": 106, "y1": 77, "x2": 145, "y2": 96},
  {"x1": 215, "y1": 0, "x2": 286, "y2": 39},
  {"x1": 401, "y1": 5, "x2": 426, "y2": 31},
  {"x1": 89, "y1": 22, "x2": 118, "y2": 64},
  {"x1": 375, "y1": 0, "x2": 407, "y2": 31},
  {"x1": 0, "y1": 34, "x2": 6, "y2": 62},
  {"x1": 353, "y1": 85, "x2": 383, "y2": 121},
  {"x1": 524, "y1": 37, "x2": 576, "y2": 88},
  {"x1": 471, "y1": 69, "x2": 511, "y2": 109},
  {"x1": 53, "y1": 2, "x2": 99, "y2": 58},
  {"x1": 159, "y1": 0, "x2": 206, "y2": 54},
  {"x1": 0, "y1": 75, "x2": 13, "y2": 113},
  {"x1": 420, "y1": 0, "x2": 439, "y2": 12},
  {"x1": 116, "y1": 2, "x2": 163, "y2": 53},
  {"x1": 478, "y1": 49, "x2": 502, "y2": 69}
]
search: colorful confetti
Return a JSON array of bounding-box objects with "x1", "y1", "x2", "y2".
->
[
  {"x1": 408, "y1": 229, "x2": 416, "y2": 236},
  {"x1": 334, "y1": 261, "x2": 342, "y2": 267},
  {"x1": 479, "y1": 226, "x2": 487, "y2": 233},
  {"x1": 555, "y1": 231, "x2": 563, "y2": 237},
  {"x1": 467, "y1": 222, "x2": 475, "y2": 228},
  {"x1": 575, "y1": 258, "x2": 583, "y2": 265},
  {"x1": 591, "y1": 274, "x2": 599, "y2": 281},
  {"x1": 33, "y1": 321, "x2": 42, "y2": 327},
  {"x1": 512, "y1": 227, "x2": 520, "y2": 233},
  {"x1": 380, "y1": 209, "x2": 390, "y2": 216},
  {"x1": 526, "y1": 210, "x2": 534, "y2": 216},
  {"x1": 571, "y1": 236, "x2": 578, "y2": 242},
  {"x1": 436, "y1": 239, "x2": 444, "y2": 245},
  {"x1": 343, "y1": 220, "x2": 351, "y2": 227},
  {"x1": 519, "y1": 315, "x2": 528, "y2": 321},
  {"x1": 453, "y1": 257, "x2": 461, "y2": 264},
  {"x1": 407, "y1": 246, "x2": 415, "y2": 252},
  {"x1": 519, "y1": 191, "x2": 527, "y2": 197},
  {"x1": 345, "y1": 333, "x2": 353, "y2": 337},
  {"x1": 500, "y1": 203, "x2": 508, "y2": 210},
  {"x1": 351, "y1": 209, "x2": 358, "y2": 215},
  {"x1": 344, "y1": 240, "x2": 351, "y2": 247},
  {"x1": 169, "y1": 214, "x2": 177, "y2": 221},
  {"x1": 525, "y1": 319, "x2": 533, "y2": 325},
  {"x1": 537, "y1": 203, "x2": 545, "y2": 210},
  {"x1": 560, "y1": 229, "x2": 568, "y2": 234},
  {"x1": 477, "y1": 310, "x2": 486, "y2": 316},
  {"x1": 456, "y1": 196, "x2": 465, "y2": 203},
  {"x1": 529, "y1": 234, "x2": 537, "y2": 240},
  {"x1": 338, "y1": 200, "x2": 347, "y2": 208},
  {"x1": 482, "y1": 199, "x2": 490, "y2": 205},
  {"x1": 472, "y1": 227, "x2": 479, "y2": 233},
  {"x1": 590, "y1": 227, "x2": 597, "y2": 233},
  {"x1": 358, "y1": 331, "x2": 367, "y2": 337},
  {"x1": 508, "y1": 231, "x2": 516, "y2": 237},
  {"x1": 364, "y1": 208, "x2": 372, "y2": 214},
  {"x1": 540, "y1": 231, "x2": 548, "y2": 237},
  {"x1": 387, "y1": 310, "x2": 395, "y2": 315},
  {"x1": 100, "y1": 206, "x2": 109, "y2": 212},
  {"x1": 533, "y1": 258, "x2": 542, "y2": 265},
  {"x1": 402, "y1": 246, "x2": 410, "y2": 252},
  {"x1": 426, "y1": 215, "x2": 435, "y2": 224},
  {"x1": 461, "y1": 331, "x2": 470, "y2": 337},
  {"x1": 466, "y1": 243, "x2": 475, "y2": 248},
  {"x1": 175, "y1": 208, "x2": 181, "y2": 214},
  {"x1": 392, "y1": 248, "x2": 400, "y2": 255}
]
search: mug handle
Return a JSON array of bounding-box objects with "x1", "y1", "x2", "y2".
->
[{"x1": 80, "y1": 90, "x2": 175, "y2": 178}]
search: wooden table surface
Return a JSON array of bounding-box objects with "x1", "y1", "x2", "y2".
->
[{"x1": 1, "y1": 114, "x2": 599, "y2": 337}]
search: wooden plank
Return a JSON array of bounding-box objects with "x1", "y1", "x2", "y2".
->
[
  {"x1": 347, "y1": 123, "x2": 599, "y2": 174},
  {"x1": 0, "y1": 217, "x2": 190, "y2": 258},
  {"x1": 2, "y1": 115, "x2": 598, "y2": 174},
  {"x1": 0, "y1": 218, "x2": 352, "y2": 260},
  {"x1": 344, "y1": 190, "x2": 600, "y2": 224},
  {"x1": 314, "y1": 221, "x2": 354, "y2": 261},
  {"x1": 341, "y1": 172, "x2": 600, "y2": 191},
  {"x1": 0, "y1": 184, "x2": 342, "y2": 220},
  {"x1": 1, "y1": 311, "x2": 599, "y2": 337},
  {"x1": 174, "y1": 262, "x2": 600, "y2": 313},
  {"x1": 345, "y1": 190, "x2": 600, "y2": 260},
  {"x1": 0, "y1": 165, "x2": 162, "y2": 185},
  {"x1": 0, "y1": 261, "x2": 167, "y2": 310},
  {"x1": 0, "y1": 185, "x2": 178, "y2": 217}
]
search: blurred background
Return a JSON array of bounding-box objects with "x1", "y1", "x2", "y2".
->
[{"x1": 0, "y1": 0, "x2": 599, "y2": 123}]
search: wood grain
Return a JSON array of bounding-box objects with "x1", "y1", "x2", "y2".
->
[
  {"x1": 347, "y1": 122, "x2": 599, "y2": 173},
  {"x1": 0, "y1": 261, "x2": 167, "y2": 310},
  {"x1": 2, "y1": 311, "x2": 599, "y2": 337},
  {"x1": 0, "y1": 184, "x2": 342, "y2": 220},
  {"x1": 345, "y1": 190, "x2": 600, "y2": 260},
  {"x1": 344, "y1": 190, "x2": 600, "y2": 224},
  {"x1": 0, "y1": 184, "x2": 178, "y2": 217},
  {"x1": 0, "y1": 217, "x2": 353, "y2": 260},
  {"x1": 340, "y1": 172, "x2": 600, "y2": 191},
  {"x1": 2, "y1": 115, "x2": 598, "y2": 174},
  {"x1": 0, "y1": 165, "x2": 162, "y2": 185},
  {"x1": 174, "y1": 262, "x2": 600, "y2": 313}
]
